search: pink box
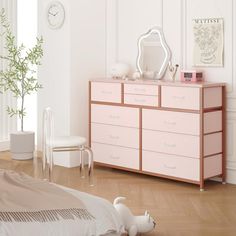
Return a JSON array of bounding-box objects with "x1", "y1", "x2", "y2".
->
[{"x1": 180, "y1": 70, "x2": 203, "y2": 82}]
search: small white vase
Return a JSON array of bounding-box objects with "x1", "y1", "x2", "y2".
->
[{"x1": 10, "y1": 131, "x2": 35, "y2": 160}]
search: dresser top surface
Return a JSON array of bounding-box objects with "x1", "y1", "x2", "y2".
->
[{"x1": 90, "y1": 78, "x2": 226, "y2": 88}]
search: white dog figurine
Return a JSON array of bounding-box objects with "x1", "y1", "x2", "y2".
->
[{"x1": 113, "y1": 197, "x2": 156, "y2": 236}]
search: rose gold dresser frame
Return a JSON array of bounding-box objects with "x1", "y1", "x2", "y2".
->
[{"x1": 89, "y1": 80, "x2": 226, "y2": 191}]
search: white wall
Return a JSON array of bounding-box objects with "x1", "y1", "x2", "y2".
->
[
  {"x1": 38, "y1": 0, "x2": 71, "y2": 166},
  {"x1": 37, "y1": 0, "x2": 106, "y2": 167},
  {"x1": 106, "y1": 0, "x2": 236, "y2": 184},
  {"x1": 69, "y1": 0, "x2": 106, "y2": 164}
]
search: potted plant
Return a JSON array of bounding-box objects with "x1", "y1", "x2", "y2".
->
[{"x1": 0, "y1": 9, "x2": 43, "y2": 160}]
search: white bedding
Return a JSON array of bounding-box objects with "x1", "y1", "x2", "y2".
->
[{"x1": 0, "y1": 184, "x2": 124, "y2": 236}]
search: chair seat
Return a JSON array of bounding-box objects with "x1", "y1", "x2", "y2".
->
[{"x1": 47, "y1": 136, "x2": 87, "y2": 148}]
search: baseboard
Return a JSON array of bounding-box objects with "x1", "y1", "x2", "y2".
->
[
  {"x1": 0, "y1": 141, "x2": 10, "y2": 151},
  {"x1": 226, "y1": 167, "x2": 236, "y2": 184}
]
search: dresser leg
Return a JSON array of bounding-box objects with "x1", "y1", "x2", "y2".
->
[
  {"x1": 222, "y1": 175, "x2": 226, "y2": 184},
  {"x1": 200, "y1": 181, "x2": 204, "y2": 192}
]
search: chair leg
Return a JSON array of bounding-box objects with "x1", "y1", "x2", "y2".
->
[
  {"x1": 79, "y1": 149, "x2": 85, "y2": 178},
  {"x1": 84, "y1": 147, "x2": 94, "y2": 186},
  {"x1": 49, "y1": 149, "x2": 54, "y2": 182},
  {"x1": 33, "y1": 152, "x2": 38, "y2": 178}
]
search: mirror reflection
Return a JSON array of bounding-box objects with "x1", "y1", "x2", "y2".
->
[{"x1": 136, "y1": 27, "x2": 171, "y2": 80}]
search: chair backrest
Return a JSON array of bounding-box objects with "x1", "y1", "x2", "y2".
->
[{"x1": 42, "y1": 107, "x2": 54, "y2": 149}]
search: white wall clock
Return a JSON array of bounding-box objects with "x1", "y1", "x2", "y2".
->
[{"x1": 47, "y1": 1, "x2": 65, "y2": 29}]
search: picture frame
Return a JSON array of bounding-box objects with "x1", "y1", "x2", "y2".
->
[{"x1": 193, "y1": 18, "x2": 224, "y2": 67}]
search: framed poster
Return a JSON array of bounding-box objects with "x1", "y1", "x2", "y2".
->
[{"x1": 193, "y1": 18, "x2": 224, "y2": 67}]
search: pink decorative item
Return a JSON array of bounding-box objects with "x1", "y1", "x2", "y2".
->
[{"x1": 180, "y1": 70, "x2": 203, "y2": 82}]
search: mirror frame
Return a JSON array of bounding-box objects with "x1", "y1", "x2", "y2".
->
[{"x1": 136, "y1": 27, "x2": 171, "y2": 79}]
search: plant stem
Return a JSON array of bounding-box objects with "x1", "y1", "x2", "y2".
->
[
  {"x1": 21, "y1": 71, "x2": 24, "y2": 132},
  {"x1": 21, "y1": 95, "x2": 24, "y2": 132}
]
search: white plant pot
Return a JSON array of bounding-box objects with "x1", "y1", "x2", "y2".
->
[{"x1": 10, "y1": 131, "x2": 35, "y2": 160}]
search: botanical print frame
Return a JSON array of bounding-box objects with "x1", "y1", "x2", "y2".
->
[{"x1": 193, "y1": 18, "x2": 224, "y2": 67}]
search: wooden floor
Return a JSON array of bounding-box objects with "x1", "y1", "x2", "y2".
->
[{"x1": 1, "y1": 152, "x2": 236, "y2": 236}]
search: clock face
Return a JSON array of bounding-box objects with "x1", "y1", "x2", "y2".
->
[{"x1": 47, "y1": 1, "x2": 65, "y2": 29}]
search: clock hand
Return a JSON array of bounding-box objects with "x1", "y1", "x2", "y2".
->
[{"x1": 53, "y1": 11, "x2": 59, "y2": 16}]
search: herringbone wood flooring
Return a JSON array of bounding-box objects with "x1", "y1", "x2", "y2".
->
[{"x1": 0, "y1": 152, "x2": 236, "y2": 236}]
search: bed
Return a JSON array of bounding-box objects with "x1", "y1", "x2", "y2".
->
[{"x1": 0, "y1": 169, "x2": 125, "y2": 236}]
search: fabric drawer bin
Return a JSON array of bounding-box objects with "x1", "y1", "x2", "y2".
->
[
  {"x1": 143, "y1": 130, "x2": 199, "y2": 158},
  {"x1": 161, "y1": 86, "x2": 200, "y2": 110},
  {"x1": 91, "y1": 104, "x2": 139, "y2": 128},
  {"x1": 124, "y1": 94, "x2": 158, "y2": 107},
  {"x1": 142, "y1": 151, "x2": 199, "y2": 181},
  {"x1": 143, "y1": 109, "x2": 200, "y2": 135},
  {"x1": 92, "y1": 142, "x2": 139, "y2": 170},
  {"x1": 91, "y1": 82, "x2": 121, "y2": 103},
  {"x1": 91, "y1": 123, "x2": 139, "y2": 149}
]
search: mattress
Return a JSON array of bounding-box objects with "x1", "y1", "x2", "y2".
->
[{"x1": 0, "y1": 183, "x2": 124, "y2": 236}]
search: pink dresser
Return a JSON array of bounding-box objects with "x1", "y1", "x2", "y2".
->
[{"x1": 89, "y1": 79, "x2": 226, "y2": 190}]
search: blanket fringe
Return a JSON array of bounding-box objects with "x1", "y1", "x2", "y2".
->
[{"x1": 0, "y1": 208, "x2": 95, "y2": 222}]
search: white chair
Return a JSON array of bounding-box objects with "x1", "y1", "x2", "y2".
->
[{"x1": 42, "y1": 107, "x2": 93, "y2": 185}]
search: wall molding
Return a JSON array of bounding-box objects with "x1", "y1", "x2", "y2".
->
[
  {"x1": 106, "y1": 0, "x2": 236, "y2": 184},
  {"x1": 115, "y1": 0, "x2": 119, "y2": 61},
  {"x1": 227, "y1": 0, "x2": 236, "y2": 98},
  {"x1": 181, "y1": 0, "x2": 236, "y2": 99},
  {"x1": 105, "y1": 0, "x2": 165, "y2": 76},
  {"x1": 226, "y1": 168, "x2": 236, "y2": 184},
  {"x1": 225, "y1": 0, "x2": 235, "y2": 96},
  {"x1": 105, "y1": 0, "x2": 117, "y2": 77},
  {"x1": 227, "y1": 166, "x2": 236, "y2": 170},
  {"x1": 161, "y1": 0, "x2": 164, "y2": 29},
  {"x1": 227, "y1": 111, "x2": 236, "y2": 120},
  {"x1": 226, "y1": 166, "x2": 236, "y2": 184},
  {"x1": 0, "y1": 141, "x2": 9, "y2": 152},
  {"x1": 183, "y1": 0, "x2": 187, "y2": 69},
  {"x1": 0, "y1": 0, "x2": 17, "y2": 144}
]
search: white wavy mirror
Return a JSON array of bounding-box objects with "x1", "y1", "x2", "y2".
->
[{"x1": 136, "y1": 27, "x2": 171, "y2": 79}]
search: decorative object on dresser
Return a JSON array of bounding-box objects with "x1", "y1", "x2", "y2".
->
[
  {"x1": 180, "y1": 70, "x2": 203, "y2": 82},
  {"x1": 89, "y1": 79, "x2": 226, "y2": 191},
  {"x1": 132, "y1": 71, "x2": 141, "y2": 80},
  {"x1": 110, "y1": 63, "x2": 130, "y2": 80},
  {"x1": 136, "y1": 27, "x2": 171, "y2": 80},
  {"x1": 168, "y1": 62, "x2": 179, "y2": 81}
]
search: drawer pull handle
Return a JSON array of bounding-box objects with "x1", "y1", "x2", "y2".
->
[
  {"x1": 109, "y1": 115, "x2": 120, "y2": 119},
  {"x1": 173, "y1": 95, "x2": 185, "y2": 100},
  {"x1": 101, "y1": 90, "x2": 112, "y2": 94},
  {"x1": 109, "y1": 135, "x2": 119, "y2": 140},
  {"x1": 110, "y1": 155, "x2": 120, "y2": 160},
  {"x1": 164, "y1": 121, "x2": 176, "y2": 126},
  {"x1": 164, "y1": 164, "x2": 176, "y2": 169},
  {"x1": 164, "y1": 143, "x2": 176, "y2": 148},
  {"x1": 134, "y1": 98, "x2": 145, "y2": 103},
  {"x1": 135, "y1": 88, "x2": 146, "y2": 92}
]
